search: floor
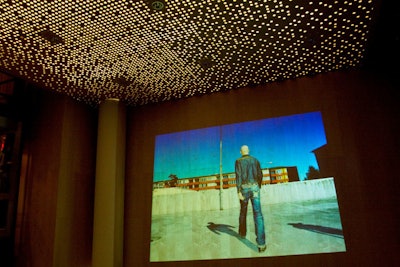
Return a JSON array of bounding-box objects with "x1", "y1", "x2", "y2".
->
[{"x1": 150, "y1": 197, "x2": 346, "y2": 262}]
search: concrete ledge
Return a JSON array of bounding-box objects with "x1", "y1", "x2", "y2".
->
[{"x1": 152, "y1": 178, "x2": 337, "y2": 215}]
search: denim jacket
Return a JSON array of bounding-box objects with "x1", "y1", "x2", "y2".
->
[{"x1": 235, "y1": 155, "x2": 263, "y2": 193}]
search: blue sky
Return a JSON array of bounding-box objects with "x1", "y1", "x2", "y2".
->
[{"x1": 153, "y1": 111, "x2": 327, "y2": 181}]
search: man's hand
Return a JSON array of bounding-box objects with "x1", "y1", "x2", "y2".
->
[{"x1": 238, "y1": 192, "x2": 245, "y2": 201}]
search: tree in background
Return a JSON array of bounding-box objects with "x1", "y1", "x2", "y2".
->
[
  {"x1": 168, "y1": 174, "x2": 178, "y2": 187},
  {"x1": 306, "y1": 166, "x2": 321, "y2": 180}
]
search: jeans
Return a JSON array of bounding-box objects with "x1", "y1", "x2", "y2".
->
[{"x1": 239, "y1": 184, "x2": 266, "y2": 247}]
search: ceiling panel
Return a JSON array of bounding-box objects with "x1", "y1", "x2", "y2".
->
[{"x1": 0, "y1": 0, "x2": 378, "y2": 106}]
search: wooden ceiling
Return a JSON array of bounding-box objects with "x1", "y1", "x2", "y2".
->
[{"x1": 0, "y1": 0, "x2": 386, "y2": 106}]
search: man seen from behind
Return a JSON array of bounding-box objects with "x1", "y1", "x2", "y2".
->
[{"x1": 235, "y1": 145, "x2": 267, "y2": 252}]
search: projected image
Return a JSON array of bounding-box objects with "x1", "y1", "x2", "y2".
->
[{"x1": 150, "y1": 111, "x2": 346, "y2": 262}]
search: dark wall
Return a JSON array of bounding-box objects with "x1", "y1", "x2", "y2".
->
[
  {"x1": 125, "y1": 70, "x2": 399, "y2": 266},
  {"x1": 15, "y1": 89, "x2": 97, "y2": 267}
]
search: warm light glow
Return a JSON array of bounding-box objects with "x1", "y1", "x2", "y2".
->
[{"x1": 0, "y1": 0, "x2": 375, "y2": 106}]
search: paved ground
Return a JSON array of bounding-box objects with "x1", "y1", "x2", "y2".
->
[{"x1": 150, "y1": 197, "x2": 346, "y2": 262}]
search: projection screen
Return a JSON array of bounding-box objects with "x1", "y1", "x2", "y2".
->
[{"x1": 150, "y1": 111, "x2": 346, "y2": 262}]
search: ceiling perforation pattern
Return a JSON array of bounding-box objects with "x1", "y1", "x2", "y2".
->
[{"x1": 0, "y1": 0, "x2": 376, "y2": 106}]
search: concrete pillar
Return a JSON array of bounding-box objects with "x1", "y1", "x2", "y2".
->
[{"x1": 92, "y1": 99, "x2": 126, "y2": 267}]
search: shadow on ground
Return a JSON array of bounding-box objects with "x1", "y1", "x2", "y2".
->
[
  {"x1": 288, "y1": 222, "x2": 343, "y2": 238},
  {"x1": 207, "y1": 222, "x2": 258, "y2": 252}
]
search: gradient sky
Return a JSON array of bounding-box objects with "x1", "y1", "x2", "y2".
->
[{"x1": 153, "y1": 111, "x2": 327, "y2": 182}]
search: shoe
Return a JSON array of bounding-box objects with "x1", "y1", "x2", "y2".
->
[{"x1": 258, "y1": 245, "x2": 267, "y2": 252}]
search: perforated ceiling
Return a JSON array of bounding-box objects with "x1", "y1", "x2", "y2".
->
[{"x1": 0, "y1": 0, "x2": 377, "y2": 106}]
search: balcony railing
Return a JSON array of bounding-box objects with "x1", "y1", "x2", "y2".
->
[{"x1": 167, "y1": 172, "x2": 289, "y2": 191}]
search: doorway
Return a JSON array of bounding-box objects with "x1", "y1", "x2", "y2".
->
[{"x1": 0, "y1": 120, "x2": 22, "y2": 267}]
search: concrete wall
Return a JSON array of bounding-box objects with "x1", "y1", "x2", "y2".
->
[{"x1": 152, "y1": 178, "x2": 337, "y2": 215}]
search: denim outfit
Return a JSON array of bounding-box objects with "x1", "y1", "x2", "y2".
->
[{"x1": 235, "y1": 155, "x2": 266, "y2": 248}]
